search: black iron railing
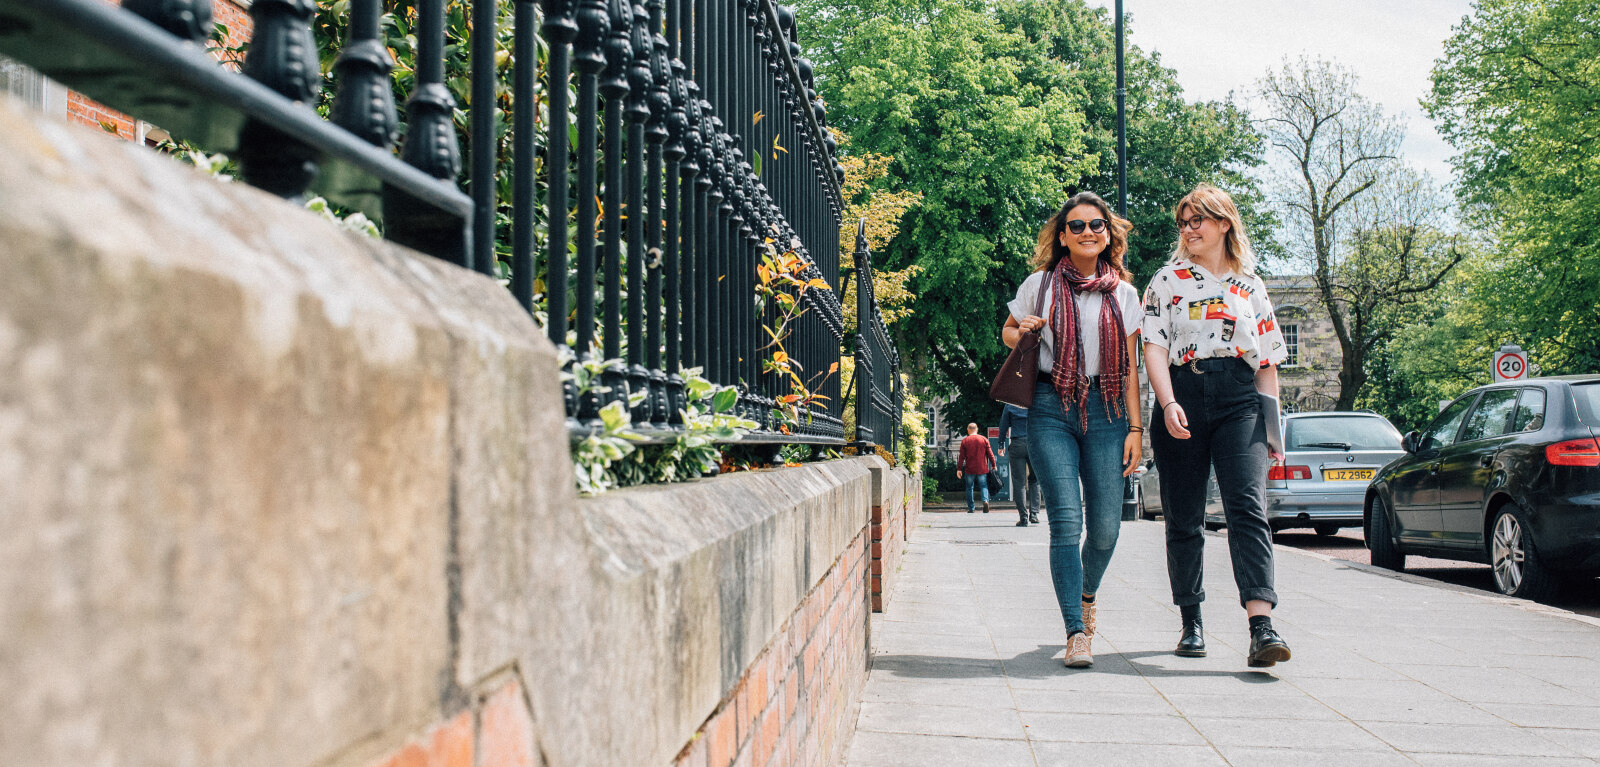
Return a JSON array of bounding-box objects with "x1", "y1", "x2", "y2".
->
[
  {"x1": 851, "y1": 220, "x2": 903, "y2": 455},
  {"x1": 0, "y1": 0, "x2": 902, "y2": 459}
]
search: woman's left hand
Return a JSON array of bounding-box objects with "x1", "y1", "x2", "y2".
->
[{"x1": 1122, "y1": 431, "x2": 1143, "y2": 477}]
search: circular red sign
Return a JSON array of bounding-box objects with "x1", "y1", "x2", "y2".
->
[{"x1": 1495, "y1": 351, "x2": 1527, "y2": 380}]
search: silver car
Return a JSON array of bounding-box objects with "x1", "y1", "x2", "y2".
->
[{"x1": 1211, "y1": 411, "x2": 1405, "y2": 535}]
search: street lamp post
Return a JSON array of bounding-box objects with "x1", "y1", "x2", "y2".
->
[{"x1": 1115, "y1": 0, "x2": 1126, "y2": 217}]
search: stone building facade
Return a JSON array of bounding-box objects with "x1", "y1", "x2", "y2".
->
[{"x1": 1262, "y1": 275, "x2": 1343, "y2": 412}]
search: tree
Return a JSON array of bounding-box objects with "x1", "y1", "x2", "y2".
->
[
  {"x1": 797, "y1": 0, "x2": 1272, "y2": 428},
  {"x1": 796, "y1": 0, "x2": 1096, "y2": 429},
  {"x1": 1425, "y1": 0, "x2": 1600, "y2": 373},
  {"x1": 995, "y1": 0, "x2": 1279, "y2": 286},
  {"x1": 1257, "y1": 59, "x2": 1463, "y2": 410}
]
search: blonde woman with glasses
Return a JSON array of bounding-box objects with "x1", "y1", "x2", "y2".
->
[{"x1": 1141, "y1": 184, "x2": 1292, "y2": 668}]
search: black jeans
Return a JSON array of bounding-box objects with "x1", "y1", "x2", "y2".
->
[
  {"x1": 1006, "y1": 438, "x2": 1041, "y2": 517},
  {"x1": 1152, "y1": 357, "x2": 1278, "y2": 608}
]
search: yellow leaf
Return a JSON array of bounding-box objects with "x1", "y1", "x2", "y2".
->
[
  {"x1": 807, "y1": 278, "x2": 831, "y2": 290},
  {"x1": 772, "y1": 134, "x2": 787, "y2": 154},
  {"x1": 753, "y1": 110, "x2": 764, "y2": 125},
  {"x1": 773, "y1": 351, "x2": 788, "y2": 363},
  {"x1": 828, "y1": 361, "x2": 840, "y2": 374}
]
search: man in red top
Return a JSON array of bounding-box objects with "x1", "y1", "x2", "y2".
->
[{"x1": 956, "y1": 423, "x2": 997, "y2": 513}]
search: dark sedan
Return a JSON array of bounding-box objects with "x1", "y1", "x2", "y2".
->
[{"x1": 1364, "y1": 376, "x2": 1600, "y2": 601}]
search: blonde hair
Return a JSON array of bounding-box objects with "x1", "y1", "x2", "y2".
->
[
  {"x1": 1032, "y1": 191, "x2": 1133, "y2": 281},
  {"x1": 1170, "y1": 184, "x2": 1256, "y2": 275}
]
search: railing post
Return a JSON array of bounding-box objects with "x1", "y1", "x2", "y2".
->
[
  {"x1": 572, "y1": 0, "x2": 608, "y2": 425},
  {"x1": 470, "y1": 0, "x2": 500, "y2": 276},
  {"x1": 542, "y1": 0, "x2": 580, "y2": 424},
  {"x1": 238, "y1": 0, "x2": 320, "y2": 198},
  {"x1": 331, "y1": 0, "x2": 398, "y2": 150},
  {"x1": 645, "y1": 0, "x2": 671, "y2": 428}
]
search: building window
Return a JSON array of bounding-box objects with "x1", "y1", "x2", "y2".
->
[
  {"x1": 1, "y1": 55, "x2": 65, "y2": 114},
  {"x1": 925, "y1": 406, "x2": 937, "y2": 446},
  {"x1": 1282, "y1": 323, "x2": 1300, "y2": 366}
]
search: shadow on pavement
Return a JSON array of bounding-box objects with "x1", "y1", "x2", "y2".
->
[{"x1": 870, "y1": 648, "x2": 1283, "y2": 683}]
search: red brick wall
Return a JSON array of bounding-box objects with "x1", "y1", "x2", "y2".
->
[
  {"x1": 869, "y1": 498, "x2": 902, "y2": 613},
  {"x1": 673, "y1": 528, "x2": 871, "y2": 767},
  {"x1": 64, "y1": 0, "x2": 255, "y2": 140},
  {"x1": 365, "y1": 679, "x2": 538, "y2": 767}
]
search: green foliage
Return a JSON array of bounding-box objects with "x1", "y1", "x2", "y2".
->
[
  {"x1": 797, "y1": 0, "x2": 1271, "y2": 425},
  {"x1": 567, "y1": 354, "x2": 760, "y2": 495},
  {"x1": 1424, "y1": 0, "x2": 1600, "y2": 374}
]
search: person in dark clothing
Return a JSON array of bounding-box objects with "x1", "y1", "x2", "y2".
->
[
  {"x1": 998, "y1": 404, "x2": 1042, "y2": 526},
  {"x1": 956, "y1": 423, "x2": 996, "y2": 513}
]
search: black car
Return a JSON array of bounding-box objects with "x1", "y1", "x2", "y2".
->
[{"x1": 1364, "y1": 376, "x2": 1600, "y2": 601}]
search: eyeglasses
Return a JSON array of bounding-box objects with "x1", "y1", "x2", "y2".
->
[
  {"x1": 1064, "y1": 218, "x2": 1108, "y2": 235},
  {"x1": 1178, "y1": 215, "x2": 1210, "y2": 231}
]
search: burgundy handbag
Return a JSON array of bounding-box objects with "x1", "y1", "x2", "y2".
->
[{"x1": 989, "y1": 272, "x2": 1052, "y2": 407}]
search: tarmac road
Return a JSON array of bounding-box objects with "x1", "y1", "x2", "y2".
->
[{"x1": 1271, "y1": 528, "x2": 1600, "y2": 621}]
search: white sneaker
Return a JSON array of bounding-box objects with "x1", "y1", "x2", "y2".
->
[{"x1": 1064, "y1": 632, "x2": 1093, "y2": 668}]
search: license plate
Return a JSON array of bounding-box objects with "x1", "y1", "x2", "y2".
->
[{"x1": 1322, "y1": 468, "x2": 1374, "y2": 482}]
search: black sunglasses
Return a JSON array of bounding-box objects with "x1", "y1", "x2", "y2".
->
[{"x1": 1064, "y1": 218, "x2": 1108, "y2": 235}]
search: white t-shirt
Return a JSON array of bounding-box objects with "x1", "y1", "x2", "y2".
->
[
  {"x1": 1140, "y1": 259, "x2": 1288, "y2": 370},
  {"x1": 1008, "y1": 272, "x2": 1142, "y2": 375}
]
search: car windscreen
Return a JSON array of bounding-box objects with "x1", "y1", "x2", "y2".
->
[
  {"x1": 1286, "y1": 416, "x2": 1401, "y2": 450},
  {"x1": 1572, "y1": 383, "x2": 1600, "y2": 428}
]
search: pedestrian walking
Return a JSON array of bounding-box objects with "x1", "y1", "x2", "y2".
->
[
  {"x1": 956, "y1": 423, "x2": 997, "y2": 513},
  {"x1": 1141, "y1": 183, "x2": 1292, "y2": 668},
  {"x1": 998, "y1": 403, "x2": 1042, "y2": 527},
  {"x1": 1002, "y1": 191, "x2": 1144, "y2": 668}
]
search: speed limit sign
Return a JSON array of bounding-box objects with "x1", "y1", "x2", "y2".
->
[{"x1": 1494, "y1": 345, "x2": 1528, "y2": 382}]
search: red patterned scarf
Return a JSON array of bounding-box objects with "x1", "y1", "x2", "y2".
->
[{"x1": 1049, "y1": 258, "x2": 1128, "y2": 429}]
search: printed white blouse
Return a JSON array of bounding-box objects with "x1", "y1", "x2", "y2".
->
[{"x1": 1140, "y1": 260, "x2": 1288, "y2": 370}]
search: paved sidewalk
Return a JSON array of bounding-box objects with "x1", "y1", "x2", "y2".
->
[{"x1": 844, "y1": 510, "x2": 1600, "y2": 766}]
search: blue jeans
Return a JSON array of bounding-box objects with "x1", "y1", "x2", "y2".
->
[
  {"x1": 964, "y1": 472, "x2": 991, "y2": 510},
  {"x1": 1029, "y1": 381, "x2": 1129, "y2": 634}
]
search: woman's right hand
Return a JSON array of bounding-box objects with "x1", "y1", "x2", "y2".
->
[
  {"x1": 1017, "y1": 315, "x2": 1047, "y2": 333},
  {"x1": 1163, "y1": 402, "x2": 1191, "y2": 439}
]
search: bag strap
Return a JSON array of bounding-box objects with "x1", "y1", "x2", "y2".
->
[{"x1": 1032, "y1": 271, "x2": 1053, "y2": 326}]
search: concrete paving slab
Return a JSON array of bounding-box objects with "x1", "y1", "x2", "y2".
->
[
  {"x1": 843, "y1": 731, "x2": 1036, "y2": 767},
  {"x1": 855, "y1": 701, "x2": 1027, "y2": 739},
  {"x1": 1031, "y1": 742, "x2": 1229, "y2": 766},
  {"x1": 844, "y1": 514, "x2": 1600, "y2": 766}
]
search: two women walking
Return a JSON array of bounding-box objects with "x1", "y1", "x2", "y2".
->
[{"x1": 1000, "y1": 184, "x2": 1291, "y2": 669}]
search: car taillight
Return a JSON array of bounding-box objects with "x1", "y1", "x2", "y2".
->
[
  {"x1": 1268, "y1": 464, "x2": 1312, "y2": 480},
  {"x1": 1546, "y1": 438, "x2": 1600, "y2": 467}
]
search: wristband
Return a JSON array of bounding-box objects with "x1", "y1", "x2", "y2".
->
[
  {"x1": 1161, "y1": 401, "x2": 1179, "y2": 411},
  {"x1": 1129, "y1": 426, "x2": 1144, "y2": 433}
]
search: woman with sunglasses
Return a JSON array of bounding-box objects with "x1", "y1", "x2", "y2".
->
[
  {"x1": 1002, "y1": 192, "x2": 1144, "y2": 668},
  {"x1": 1141, "y1": 184, "x2": 1291, "y2": 668}
]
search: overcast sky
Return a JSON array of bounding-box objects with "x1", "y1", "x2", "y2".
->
[{"x1": 1082, "y1": 0, "x2": 1474, "y2": 183}]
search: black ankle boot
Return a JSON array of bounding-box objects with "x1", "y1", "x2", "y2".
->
[
  {"x1": 1247, "y1": 620, "x2": 1291, "y2": 668},
  {"x1": 1016, "y1": 513, "x2": 1028, "y2": 527},
  {"x1": 1176, "y1": 607, "x2": 1206, "y2": 657}
]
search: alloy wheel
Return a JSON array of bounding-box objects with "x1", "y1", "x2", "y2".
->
[{"x1": 1491, "y1": 512, "x2": 1526, "y2": 594}]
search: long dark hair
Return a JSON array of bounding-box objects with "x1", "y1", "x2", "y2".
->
[{"x1": 1032, "y1": 191, "x2": 1133, "y2": 281}]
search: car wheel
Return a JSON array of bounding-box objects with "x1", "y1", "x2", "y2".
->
[
  {"x1": 1489, "y1": 504, "x2": 1560, "y2": 603},
  {"x1": 1367, "y1": 496, "x2": 1405, "y2": 572},
  {"x1": 1314, "y1": 523, "x2": 1340, "y2": 537}
]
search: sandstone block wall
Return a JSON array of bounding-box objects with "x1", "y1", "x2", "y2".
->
[{"x1": 0, "y1": 101, "x2": 919, "y2": 767}]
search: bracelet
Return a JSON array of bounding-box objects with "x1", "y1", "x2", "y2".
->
[
  {"x1": 1160, "y1": 401, "x2": 1179, "y2": 411},
  {"x1": 1129, "y1": 426, "x2": 1145, "y2": 433}
]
